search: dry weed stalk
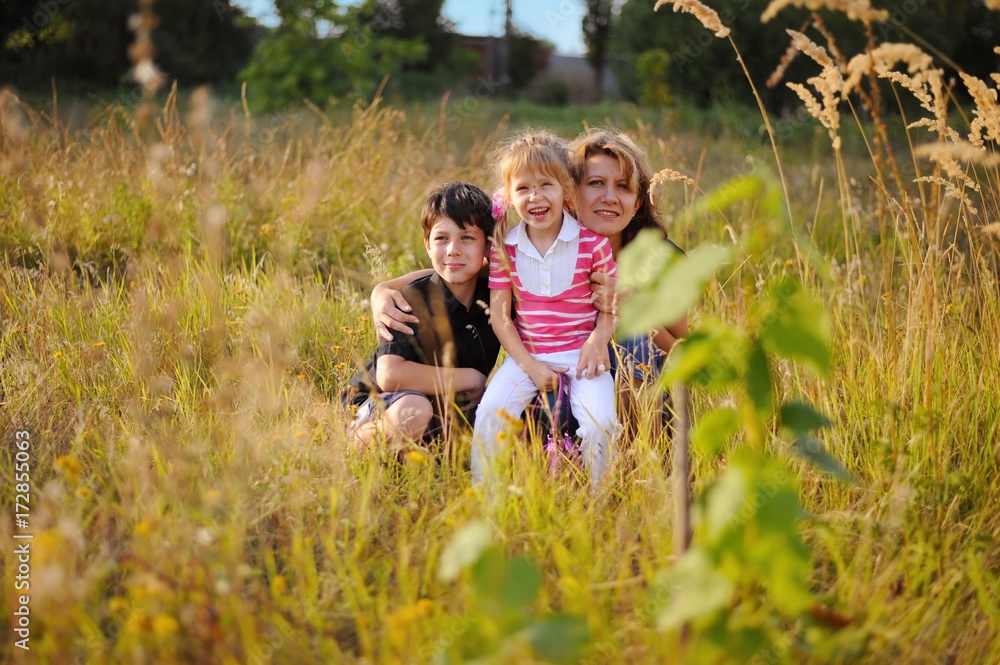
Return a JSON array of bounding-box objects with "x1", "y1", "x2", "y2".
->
[
  {"x1": 649, "y1": 168, "x2": 697, "y2": 206},
  {"x1": 784, "y1": 30, "x2": 844, "y2": 148},
  {"x1": 961, "y1": 72, "x2": 1000, "y2": 148},
  {"x1": 654, "y1": 0, "x2": 731, "y2": 38},
  {"x1": 761, "y1": 0, "x2": 887, "y2": 24}
]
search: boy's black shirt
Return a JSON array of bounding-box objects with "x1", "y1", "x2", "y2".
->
[{"x1": 344, "y1": 274, "x2": 500, "y2": 411}]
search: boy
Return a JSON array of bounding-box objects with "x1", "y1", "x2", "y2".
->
[{"x1": 344, "y1": 182, "x2": 501, "y2": 449}]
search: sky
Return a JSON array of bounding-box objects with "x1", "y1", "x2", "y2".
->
[{"x1": 234, "y1": 0, "x2": 587, "y2": 56}]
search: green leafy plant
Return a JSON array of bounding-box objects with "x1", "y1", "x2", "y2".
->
[
  {"x1": 618, "y1": 169, "x2": 863, "y2": 663},
  {"x1": 434, "y1": 520, "x2": 590, "y2": 664}
]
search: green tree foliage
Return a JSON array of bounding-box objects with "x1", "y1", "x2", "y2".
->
[
  {"x1": 355, "y1": 0, "x2": 456, "y2": 72},
  {"x1": 508, "y1": 32, "x2": 551, "y2": 92},
  {"x1": 351, "y1": 0, "x2": 484, "y2": 99},
  {"x1": 240, "y1": 0, "x2": 426, "y2": 112},
  {"x1": 583, "y1": 0, "x2": 613, "y2": 99},
  {"x1": 613, "y1": 0, "x2": 1000, "y2": 111},
  {"x1": 613, "y1": 0, "x2": 813, "y2": 109},
  {"x1": 0, "y1": 0, "x2": 257, "y2": 91},
  {"x1": 636, "y1": 48, "x2": 671, "y2": 108}
]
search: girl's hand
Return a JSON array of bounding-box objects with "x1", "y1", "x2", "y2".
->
[
  {"x1": 577, "y1": 337, "x2": 611, "y2": 380},
  {"x1": 371, "y1": 286, "x2": 419, "y2": 341},
  {"x1": 526, "y1": 360, "x2": 568, "y2": 394},
  {"x1": 590, "y1": 271, "x2": 620, "y2": 316}
]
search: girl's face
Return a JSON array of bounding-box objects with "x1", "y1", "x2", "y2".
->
[
  {"x1": 509, "y1": 169, "x2": 566, "y2": 238},
  {"x1": 577, "y1": 153, "x2": 641, "y2": 248}
]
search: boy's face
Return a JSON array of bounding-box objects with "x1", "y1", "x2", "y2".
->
[{"x1": 423, "y1": 216, "x2": 486, "y2": 287}]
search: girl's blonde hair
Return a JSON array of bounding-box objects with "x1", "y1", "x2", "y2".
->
[
  {"x1": 569, "y1": 129, "x2": 669, "y2": 247},
  {"x1": 491, "y1": 131, "x2": 577, "y2": 263}
]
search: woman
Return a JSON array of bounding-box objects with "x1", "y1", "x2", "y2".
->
[{"x1": 370, "y1": 128, "x2": 687, "y2": 434}]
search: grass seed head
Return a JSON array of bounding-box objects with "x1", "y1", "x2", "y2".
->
[{"x1": 654, "y1": 0, "x2": 731, "y2": 38}]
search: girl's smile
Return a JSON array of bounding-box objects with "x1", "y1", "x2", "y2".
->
[{"x1": 510, "y1": 169, "x2": 566, "y2": 245}]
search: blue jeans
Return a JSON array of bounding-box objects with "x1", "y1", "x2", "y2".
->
[{"x1": 609, "y1": 334, "x2": 663, "y2": 383}]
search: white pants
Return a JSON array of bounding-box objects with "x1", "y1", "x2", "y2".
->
[{"x1": 472, "y1": 349, "x2": 618, "y2": 489}]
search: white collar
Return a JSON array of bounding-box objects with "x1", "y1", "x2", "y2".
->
[{"x1": 503, "y1": 211, "x2": 581, "y2": 250}]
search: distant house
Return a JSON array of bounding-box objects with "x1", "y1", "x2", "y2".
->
[
  {"x1": 545, "y1": 54, "x2": 619, "y2": 103},
  {"x1": 456, "y1": 34, "x2": 618, "y2": 103},
  {"x1": 457, "y1": 35, "x2": 551, "y2": 84}
]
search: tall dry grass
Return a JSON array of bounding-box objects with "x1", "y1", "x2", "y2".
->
[{"x1": 1, "y1": 6, "x2": 1000, "y2": 660}]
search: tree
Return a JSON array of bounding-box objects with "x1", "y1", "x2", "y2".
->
[
  {"x1": 612, "y1": 0, "x2": 1000, "y2": 111},
  {"x1": 0, "y1": 0, "x2": 257, "y2": 92},
  {"x1": 355, "y1": 0, "x2": 456, "y2": 73},
  {"x1": 583, "y1": 0, "x2": 614, "y2": 101},
  {"x1": 239, "y1": 0, "x2": 426, "y2": 111}
]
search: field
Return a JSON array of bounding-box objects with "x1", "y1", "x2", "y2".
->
[{"x1": 3, "y1": 22, "x2": 1000, "y2": 664}]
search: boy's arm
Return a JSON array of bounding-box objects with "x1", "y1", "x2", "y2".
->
[
  {"x1": 490, "y1": 288, "x2": 566, "y2": 392},
  {"x1": 376, "y1": 354, "x2": 485, "y2": 396}
]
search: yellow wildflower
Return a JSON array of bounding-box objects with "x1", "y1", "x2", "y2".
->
[
  {"x1": 124, "y1": 610, "x2": 149, "y2": 634},
  {"x1": 55, "y1": 455, "x2": 83, "y2": 481},
  {"x1": 152, "y1": 614, "x2": 179, "y2": 636},
  {"x1": 270, "y1": 575, "x2": 287, "y2": 598}
]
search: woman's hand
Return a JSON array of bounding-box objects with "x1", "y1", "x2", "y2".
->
[
  {"x1": 590, "y1": 271, "x2": 620, "y2": 316},
  {"x1": 577, "y1": 335, "x2": 611, "y2": 380},
  {"x1": 371, "y1": 285, "x2": 420, "y2": 341}
]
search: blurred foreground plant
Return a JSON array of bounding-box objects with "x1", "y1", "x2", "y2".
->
[{"x1": 618, "y1": 169, "x2": 863, "y2": 663}]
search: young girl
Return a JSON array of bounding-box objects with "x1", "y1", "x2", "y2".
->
[{"x1": 472, "y1": 131, "x2": 620, "y2": 489}]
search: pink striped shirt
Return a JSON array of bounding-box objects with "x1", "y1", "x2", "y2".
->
[{"x1": 489, "y1": 213, "x2": 616, "y2": 354}]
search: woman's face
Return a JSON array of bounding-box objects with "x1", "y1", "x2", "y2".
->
[{"x1": 576, "y1": 153, "x2": 641, "y2": 247}]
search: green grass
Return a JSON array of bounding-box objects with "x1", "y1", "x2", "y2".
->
[{"x1": 1, "y1": 84, "x2": 999, "y2": 664}]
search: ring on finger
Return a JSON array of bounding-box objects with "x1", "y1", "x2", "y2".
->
[{"x1": 597, "y1": 363, "x2": 607, "y2": 372}]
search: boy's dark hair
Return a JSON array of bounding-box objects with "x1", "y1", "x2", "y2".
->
[{"x1": 420, "y1": 182, "x2": 494, "y2": 240}]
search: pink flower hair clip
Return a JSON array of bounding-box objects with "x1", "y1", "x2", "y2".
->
[{"x1": 491, "y1": 189, "x2": 506, "y2": 221}]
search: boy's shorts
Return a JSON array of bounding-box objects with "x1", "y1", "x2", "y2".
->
[{"x1": 349, "y1": 390, "x2": 429, "y2": 432}]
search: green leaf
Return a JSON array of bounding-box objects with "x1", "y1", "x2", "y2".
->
[
  {"x1": 438, "y1": 520, "x2": 493, "y2": 583},
  {"x1": 618, "y1": 236, "x2": 732, "y2": 337},
  {"x1": 780, "y1": 401, "x2": 832, "y2": 436},
  {"x1": 661, "y1": 325, "x2": 743, "y2": 390},
  {"x1": 759, "y1": 277, "x2": 832, "y2": 375},
  {"x1": 660, "y1": 331, "x2": 717, "y2": 385},
  {"x1": 615, "y1": 228, "x2": 682, "y2": 292},
  {"x1": 789, "y1": 436, "x2": 855, "y2": 484},
  {"x1": 691, "y1": 407, "x2": 740, "y2": 459},
  {"x1": 526, "y1": 615, "x2": 590, "y2": 663},
  {"x1": 499, "y1": 556, "x2": 541, "y2": 611},
  {"x1": 656, "y1": 548, "x2": 734, "y2": 631},
  {"x1": 472, "y1": 546, "x2": 507, "y2": 598},
  {"x1": 745, "y1": 340, "x2": 773, "y2": 418},
  {"x1": 690, "y1": 173, "x2": 765, "y2": 218},
  {"x1": 702, "y1": 466, "x2": 748, "y2": 542}
]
